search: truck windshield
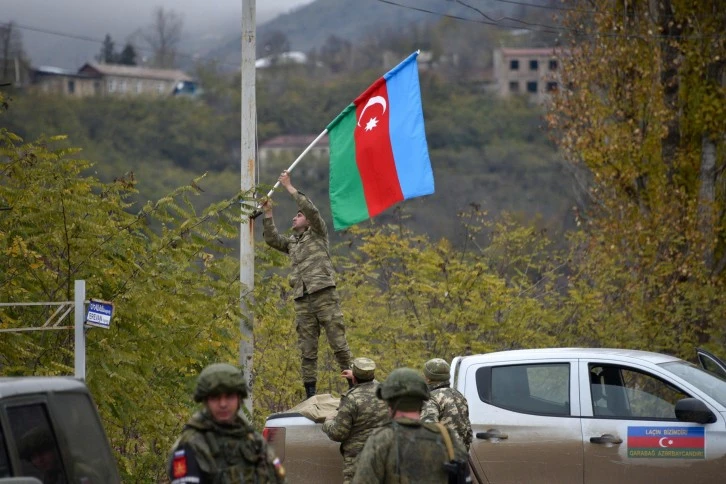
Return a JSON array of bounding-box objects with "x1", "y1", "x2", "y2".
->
[{"x1": 660, "y1": 361, "x2": 726, "y2": 407}]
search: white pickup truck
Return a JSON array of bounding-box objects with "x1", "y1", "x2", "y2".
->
[{"x1": 263, "y1": 347, "x2": 726, "y2": 483}]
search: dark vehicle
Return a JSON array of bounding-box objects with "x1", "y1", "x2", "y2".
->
[{"x1": 0, "y1": 377, "x2": 121, "y2": 483}]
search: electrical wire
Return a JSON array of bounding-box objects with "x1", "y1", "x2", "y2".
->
[
  {"x1": 0, "y1": 21, "x2": 241, "y2": 70},
  {"x1": 487, "y1": 0, "x2": 598, "y2": 14},
  {"x1": 374, "y1": 0, "x2": 725, "y2": 40}
]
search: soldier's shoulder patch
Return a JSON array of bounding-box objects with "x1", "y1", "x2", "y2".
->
[{"x1": 172, "y1": 449, "x2": 188, "y2": 478}]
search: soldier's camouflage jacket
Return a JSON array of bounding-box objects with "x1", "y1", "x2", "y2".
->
[
  {"x1": 322, "y1": 380, "x2": 389, "y2": 458},
  {"x1": 351, "y1": 417, "x2": 468, "y2": 484},
  {"x1": 167, "y1": 409, "x2": 285, "y2": 484},
  {"x1": 421, "y1": 381, "x2": 473, "y2": 450},
  {"x1": 263, "y1": 191, "x2": 336, "y2": 299}
]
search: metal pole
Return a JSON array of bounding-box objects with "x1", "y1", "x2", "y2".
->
[
  {"x1": 74, "y1": 280, "x2": 86, "y2": 380},
  {"x1": 240, "y1": 0, "x2": 256, "y2": 415}
]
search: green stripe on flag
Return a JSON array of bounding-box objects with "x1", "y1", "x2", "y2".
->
[{"x1": 328, "y1": 104, "x2": 368, "y2": 230}]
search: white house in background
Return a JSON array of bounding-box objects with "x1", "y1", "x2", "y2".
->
[
  {"x1": 31, "y1": 62, "x2": 195, "y2": 97},
  {"x1": 255, "y1": 51, "x2": 308, "y2": 69},
  {"x1": 493, "y1": 47, "x2": 564, "y2": 103}
]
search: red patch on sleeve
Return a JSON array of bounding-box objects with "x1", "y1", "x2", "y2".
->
[{"x1": 172, "y1": 452, "x2": 188, "y2": 478}]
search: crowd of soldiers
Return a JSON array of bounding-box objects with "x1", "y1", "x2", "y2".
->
[{"x1": 166, "y1": 174, "x2": 473, "y2": 483}]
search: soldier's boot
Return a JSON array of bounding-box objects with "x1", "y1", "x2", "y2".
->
[{"x1": 304, "y1": 381, "x2": 316, "y2": 399}]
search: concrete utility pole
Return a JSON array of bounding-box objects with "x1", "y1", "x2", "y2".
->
[{"x1": 240, "y1": 0, "x2": 256, "y2": 415}]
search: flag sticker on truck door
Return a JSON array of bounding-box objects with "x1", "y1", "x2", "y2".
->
[{"x1": 627, "y1": 426, "x2": 705, "y2": 458}]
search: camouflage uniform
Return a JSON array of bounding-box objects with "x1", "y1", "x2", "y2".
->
[
  {"x1": 420, "y1": 358, "x2": 472, "y2": 451},
  {"x1": 263, "y1": 191, "x2": 352, "y2": 384},
  {"x1": 168, "y1": 410, "x2": 284, "y2": 484},
  {"x1": 351, "y1": 367, "x2": 468, "y2": 484},
  {"x1": 421, "y1": 382, "x2": 473, "y2": 451},
  {"x1": 351, "y1": 417, "x2": 468, "y2": 484},
  {"x1": 322, "y1": 358, "x2": 389, "y2": 483},
  {"x1": 167, "y1": 363, "x2": 285, "y2": 484}
]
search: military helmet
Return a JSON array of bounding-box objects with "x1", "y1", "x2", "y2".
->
[
  {"x1": 351, "y1": 357, "x2": 376, "y2": 380},
  {"x1": 194, "y1": 363, "x2": 248, "y2": 402},
  {"x1": 376, "y1": 367, "x2": 429, "y2": 402},
  {"x1": 423, "y1": 358, "x2": 450, "y2": 382}
]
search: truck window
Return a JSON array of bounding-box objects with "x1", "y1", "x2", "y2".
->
[
  {"x1": 52, "y1": 392, "x2": 120, "y2": 483},
  {"x1": 6, "y1": 403, "x2": 66, "y2": 483},
  {"x1": 0, "y1": 424, "x2": 11, "y2": 477},
  {"x1": 589, "y1": 364, "x2": 689, "y2": 419},
  {"x1": 476, "y1": 363, "x2": 570, "y2": 416}
]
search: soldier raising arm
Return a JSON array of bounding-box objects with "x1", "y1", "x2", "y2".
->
[{"x1": 262, "y1": 170, "x2": 353, "y2": 400}]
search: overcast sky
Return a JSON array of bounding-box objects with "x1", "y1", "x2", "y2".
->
[{"x1": 2, "y1": 0, "x2": 315, "y2": 67}]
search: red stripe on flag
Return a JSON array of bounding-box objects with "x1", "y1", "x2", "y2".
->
[
  {"x1": 354, "y1": 78, "x2": 403, "y2": 217},
  {"x1": 627, "y1": 436, "x2": 705, "y2": 449}
]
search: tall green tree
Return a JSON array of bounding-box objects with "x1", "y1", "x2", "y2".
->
[
  {"x1": 547, "y1": 1, "x2": 726, "y2": 356},
  {"x1": 0, "y1": 92, "x2": 254, "y2": 480},
  {"x1": 97, "y1": 34, "x2": 116, "y2": 63}
]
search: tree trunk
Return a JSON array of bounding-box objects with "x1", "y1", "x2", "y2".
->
[{"x1": 650, "y1": 0, "x2": 681, "y2": 183}]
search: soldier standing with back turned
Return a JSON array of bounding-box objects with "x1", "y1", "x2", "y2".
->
[
  {"x1": 352, "y1": 368, "x2": 469, "y2": 484},
  {"x1": 421, "y1": 358, "x2": 473, "y2": 451},
  {"x1": 262, "y1": 170, "x2": 353, "y2": 399},
  {"x1": 322, "y1": 357, "x2": 389, "y2": 484}
]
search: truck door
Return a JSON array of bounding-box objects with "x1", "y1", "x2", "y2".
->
[
  {"x1": 464, "y1": 359, "x2": 583, "y2": 484},
  {"x1": 697, "y1": 348, "x2": 726, "y2": 380},
  {"x1": 580, "y1": 359, "x2": 726, "y2": 484}
]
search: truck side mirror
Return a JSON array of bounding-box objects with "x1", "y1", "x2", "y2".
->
[{"x1": 675, "y1": 398, "x2": 716, "y2": 424}]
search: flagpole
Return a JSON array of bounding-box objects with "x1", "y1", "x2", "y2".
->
[
  {"x1": 263, "y1": 129, "x2": 328, "y2": 199},
  {"x1": 251, "y1": 128, "x2": 328, "y2": 218}
]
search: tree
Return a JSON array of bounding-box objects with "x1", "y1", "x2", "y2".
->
[
  {"x1": 0, "y1": 92, "x2": 255, "y2": 480},
  {"x1": 547, "y1": 1, "x2": 726, "y2": 355},
  {"x1": 143, "y1": 7, "x2": 183, "y2": 68},
  {"x1": 117, "y1": 42, "x2": 137, "y2": 66},
  {"x1": 96, "y1": 34, "x2": 116, "y2": 64}
]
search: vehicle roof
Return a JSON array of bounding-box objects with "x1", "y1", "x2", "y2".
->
[
  {"x1": 0, "y1": 377, "x2": 88, "y2": 399},
  {"x1": 458, "y1": 348, "x2": 682, "y2": 366}
]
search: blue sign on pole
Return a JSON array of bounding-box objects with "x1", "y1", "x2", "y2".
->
[{"x1": 85, "y1": 299, "x2": 114, "y2": 329}]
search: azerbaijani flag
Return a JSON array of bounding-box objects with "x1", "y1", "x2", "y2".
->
[{"x1": 326, "y1": 51, "x2": 434, "y2": 230}]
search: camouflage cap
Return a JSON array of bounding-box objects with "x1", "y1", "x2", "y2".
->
[
  {"x1": 194, "y1": 363, "x2": 248, "y2": 402},
  {"x1": 351, "y1": 357, "x2": 376, "y2": 380},
  {"x1": 423, "y1": 358, "x2": 450, "y2": 382}
]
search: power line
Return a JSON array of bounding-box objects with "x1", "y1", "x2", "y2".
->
[
  {"x1": 373, "y1": 0, "x2": 561, "y2": 34},
  {"x1": 488, "y1": 0, "x2": 598, "y2": 14},
  {"x1": 374, "y1": 0, "x2": 724, "y2": 40},
  {"x1": 0, "y1": 21, "x2": 240, "y2": 70},
  {"x1": 455, "y1": 0, "x2": 568, "y2": 32}
]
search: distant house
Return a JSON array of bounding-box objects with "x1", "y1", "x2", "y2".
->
[
  {"x1": 31, "y1": 62, "x2": 195, "y2": 97},
  {"x1": 259, "y1": 134, "x2": 330, "y2": 167},
  {"x1": 255, "y1": 51, "x2": 308, "y2": 69},
  {"x1": 493, "y1": 47, "x2": 564, "y2": 103}
]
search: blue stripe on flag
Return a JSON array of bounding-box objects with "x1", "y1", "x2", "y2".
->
[{"x1": 384, "y1": 52, "x2": 435, "y2": 200}]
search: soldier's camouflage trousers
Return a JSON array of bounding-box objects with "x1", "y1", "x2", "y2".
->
[
  {"x1": 342, "y1": 454, "x2": 357, "y2": 484},
  {"x1": 294, "y1": 286, "x2": 352, "y2": 383}
]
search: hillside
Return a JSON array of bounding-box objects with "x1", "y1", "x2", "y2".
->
[{"x1": 207, "y1": 0, "x2": 528, "y2": 67}]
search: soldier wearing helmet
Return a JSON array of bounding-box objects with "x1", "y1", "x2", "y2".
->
[
  {"x1": 351, "y1": 368, "x2": 469, "y2": 484},
  {"x1": 421, "y1": 358, "x2": 473, "y2": 450},
  {"x1": 322, "y1": 357, "x2": 389, "y2": 483},
  {"x1": 167, "y1": 363, "x2": 286, "y2": 483}
]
